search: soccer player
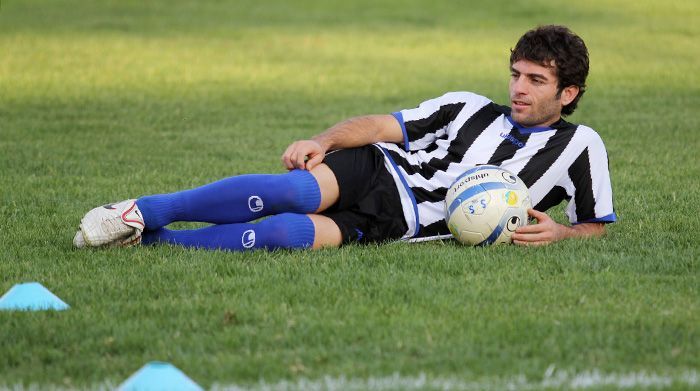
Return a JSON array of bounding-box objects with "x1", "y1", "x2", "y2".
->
[{"x1": 74, "y1": 25, "x2": 616, "y2": 250}]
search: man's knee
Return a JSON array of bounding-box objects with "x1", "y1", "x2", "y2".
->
[
  {"x1": 307, "y1": 214, "x2": 342, "y2": 249},
  {"x1": 309, "y1": 163, "x2": 340, "y2": 212}
]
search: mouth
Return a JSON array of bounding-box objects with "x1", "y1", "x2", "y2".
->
[{"x1": 511, "y1": 99, "x2": 530, "y2": 110}]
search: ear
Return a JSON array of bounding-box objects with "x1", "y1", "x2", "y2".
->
[{"x1": 560, "y1": 85, "x2": 580, "y2": 106}]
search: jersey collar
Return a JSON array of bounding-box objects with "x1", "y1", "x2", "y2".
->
[{"x1": 506, "y1": 116, "x2": 571, "y2": 134}]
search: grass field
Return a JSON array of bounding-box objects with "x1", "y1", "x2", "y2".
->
[{"x1": 1, "y1": 0, "x2": 699, "y2": 389}]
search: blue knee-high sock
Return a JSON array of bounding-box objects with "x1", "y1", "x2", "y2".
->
[
  {"x1": 136, "y1": 169, "x2": 321, "y2": 230},
  {"x1": 141, "y1": 213, "x2": 315, "y2": 251}
]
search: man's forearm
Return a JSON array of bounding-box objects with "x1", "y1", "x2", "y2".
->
[
  {"x1": 559, "y1": 222, "x2": 606, "y2": 240},
  {"x1": 281, "y1": 114, "x2": 404, "y2": 170},
  {"x1": 513, "y1": 209, "x2": 607, "y2": 246},
  {"x1": 312, "y1": 115, "x2": 403, "y2": 151}
]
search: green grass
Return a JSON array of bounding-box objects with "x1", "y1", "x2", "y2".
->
[{"x1": 1, "y1": 0, "x2": 698, "y2": 389}]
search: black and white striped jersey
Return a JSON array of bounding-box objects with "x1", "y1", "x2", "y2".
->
[{"x1": 372, "y1": 91, "x2": 616, "y2": 241}]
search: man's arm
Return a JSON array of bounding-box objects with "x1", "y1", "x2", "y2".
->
[
  {"x1": 512, "y1": 209, "x2": 606, "y2": 246},
  {"x1": 282, "y1": 114, "x2": 403, "y2": 170}
]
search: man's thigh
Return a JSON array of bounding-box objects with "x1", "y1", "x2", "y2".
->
[
  {"x1": 309, "y1": 163, "x2": 340, "y2": 213},
  {"x1": 315, "y1": 146, "x2": 386, "y2": 211},
  {"x1": 310, "y1": 146, "x2": 407, "y2": 246}
]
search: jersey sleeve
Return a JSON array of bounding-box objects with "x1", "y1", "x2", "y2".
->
[
  {"x1": 564, "y1": 131, "x2": 617, "y2": 224},
  {"x1": 392, "y1": 92, "x2": 478, "y2": 152}
]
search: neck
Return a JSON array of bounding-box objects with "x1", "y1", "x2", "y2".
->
[{"x1": 507, "y1": 116, "x2": 564, "y2": 133}]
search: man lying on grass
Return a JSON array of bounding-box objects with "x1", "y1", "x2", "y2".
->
[{"x1": 74, "y1": 25, "x2": 616, "y2": 251}]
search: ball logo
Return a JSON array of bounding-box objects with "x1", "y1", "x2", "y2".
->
[
  {"x1": 452, "y1": 173, "x2": 489, "y2": 193},
  {"x1": 501, "y1": 172, "x2": 517, "y2": 184},
  {"x1": 506, "y1": 216, "x2": 521, "y2": 232},
  {"x1": 467, "y1": 198, "x2": 488, "y2": 214},
  {"x1": 241, "y1": 229, "x2": 256, "y2": 248},
  {"x1": 504, "y1": 191, "x2": 518, "y2": 205},
  {"x1": 248, "y1": 196, "x2": 264, "y2": 212}
]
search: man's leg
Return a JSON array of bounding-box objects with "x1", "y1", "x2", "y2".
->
[
  {"x1": 75, "y1": 164, "x2": 341, "y2": 248},
  {"x1": 136, "y1": 169, "x2": 326, "y2": 230},
  {"x1": 141, "y1": 213, "x2": 342, "y2": 251},
  {"x1": 140, "y1": 164, "x2": 342, "y2": 251}
]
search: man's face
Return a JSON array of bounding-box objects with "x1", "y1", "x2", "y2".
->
[{"x1": 509, "y1": 59, "x2": 567, "y2": 128}]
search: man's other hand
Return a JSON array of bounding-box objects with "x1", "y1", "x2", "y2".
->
[
  {"x1": 512, "y1": 209, "x2": 568, "y2": 246},
  {"x1": 512, "y1": 208, "x2": 606, "y2": 246},
  {"x1": 282, "y1": 140, "x2": 326, "y2": 170}
]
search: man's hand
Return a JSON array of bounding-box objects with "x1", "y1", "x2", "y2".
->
[
  {"x1": 512, "y1": 209, "x2": 567, "y2": 246},
  {"x1": 282, "y1": 140, "x2": 327, "y2": 171},
  {"x1": 512, "y1": 209, "x2": 605, "y2": 246}
]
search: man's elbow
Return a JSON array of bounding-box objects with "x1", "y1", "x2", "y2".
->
[{"x1": 372, "y1": 114, "x2": 405, "y2": 144}]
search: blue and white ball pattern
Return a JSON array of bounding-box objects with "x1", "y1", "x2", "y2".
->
[{"x1": 445, "y1": 165, "x2": 531, "y2": 246}]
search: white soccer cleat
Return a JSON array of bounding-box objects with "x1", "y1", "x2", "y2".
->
[
  {"x1": 73, "y1": 228, "x2": 141, "y2": 248},
  {"x1": 77, "y1": 199, "x2": 146, "y2": 247}
]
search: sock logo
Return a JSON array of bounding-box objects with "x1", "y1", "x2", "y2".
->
[
  {"x1": 248, "y1": 196, "x2": 264, "y2": 212},
  {"x1": 242, "y1": 229, "x2": 256, "y2": 248}
]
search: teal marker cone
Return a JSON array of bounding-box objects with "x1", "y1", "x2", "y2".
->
[
  {"x1": 118, "y1": 362, "x2": 203, "y2": 391},
  {"x1": 0, "y1": 282, "x2": 70, "y2": 311}
]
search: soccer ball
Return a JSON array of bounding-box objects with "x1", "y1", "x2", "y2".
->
[{"x1": 445, "y1": 165, "x2": 532, "y2": 246}]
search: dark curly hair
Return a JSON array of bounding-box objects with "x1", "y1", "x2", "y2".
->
[{"x1": 510, "y1": 25, "x2": 589, "y2": 116}]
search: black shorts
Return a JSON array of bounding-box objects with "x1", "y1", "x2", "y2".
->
[{"x1": 321, "y1": 146, "x2": 407, "y2": 244}]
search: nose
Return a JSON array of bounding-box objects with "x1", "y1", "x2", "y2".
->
[{"x1": 510, "y1": 75, "x2": 527, "y2": 96}]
